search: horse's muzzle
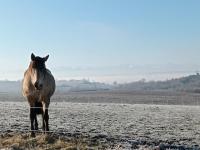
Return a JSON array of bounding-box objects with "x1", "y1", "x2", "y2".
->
[{"x1": 34, "y1": 82, "x2": 43, "y2": 90}]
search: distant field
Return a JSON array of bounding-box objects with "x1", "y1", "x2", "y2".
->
[{"x1": 1, "y1": 90, "x2": 200, "y2": 105}]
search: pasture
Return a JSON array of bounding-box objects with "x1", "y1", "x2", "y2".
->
[{"x1": 0, "y1": 91, "x2": 200, "y2": 149}]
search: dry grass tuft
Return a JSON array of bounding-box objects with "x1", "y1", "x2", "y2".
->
[{"x1": 0, "y1": 133, "x2": 91, "y2": 150}]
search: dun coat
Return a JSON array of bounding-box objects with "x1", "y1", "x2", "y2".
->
[{"x1": 22, "y1": 53, "x2": 55, "y2": 137}]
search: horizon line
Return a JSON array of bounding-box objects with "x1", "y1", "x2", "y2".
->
[{"x1": 0, "y1": 73, "x2": 197, "y2": 84}]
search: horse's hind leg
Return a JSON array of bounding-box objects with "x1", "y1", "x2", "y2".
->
[
  {"x1": 42, "y1": 111, "x2": 45, "y2": 131},
  {"x1": 42, "y1": 101, "x2": 49, "y2": 133},
  {"x1": 44, "y1": 108, "x2": 49, "y2": 131},
  {"x1": 42, "y1": 108, "x2": 49, "y2": 132}
]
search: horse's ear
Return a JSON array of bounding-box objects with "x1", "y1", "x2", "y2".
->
[
  {"x1": 31, "y1": 53, "x2": 36, "y2": 61},
  {"x1": 43, "y1": 55, "x2": 49, "y2": 62}
]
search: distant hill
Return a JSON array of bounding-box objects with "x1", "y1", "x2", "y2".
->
[
  {"x1": 0, "y1": 80, "x2": 21, "y2": 94},
  {"x1": 0, "y1": 79, "x2": 112, "y2": 94},
  {"x1": 0, "y1": 74, "x2": 200, "y2": 94},
  {"x1": 56, "y1": 79, "x2": 112, "y2": 93},
  {"x1": 116, "y1": 74, "x2": 200, "y2": 93}
]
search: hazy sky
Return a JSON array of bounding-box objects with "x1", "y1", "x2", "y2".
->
[{"x1": 0, "y1": 0, "x2": 200, "y2": 83}]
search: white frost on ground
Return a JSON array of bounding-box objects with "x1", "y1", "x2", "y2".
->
[{"x1": 0, "y1": 102, "x2": 200, "y2": 147}]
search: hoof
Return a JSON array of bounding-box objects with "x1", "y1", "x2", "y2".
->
[
  {"x1": 31, "y1": 132, "x2": 35, "y2": 137},
  {"x1": 35, "y1": 126, "x2": 38, "y2": 130}
]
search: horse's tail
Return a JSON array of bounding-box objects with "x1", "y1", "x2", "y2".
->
[{"x1": 35, "y1": 101, "x2": 43, "y2": 114}]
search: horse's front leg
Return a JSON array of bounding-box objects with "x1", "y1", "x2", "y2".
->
[
  {"x1": 30, "y1": 107, "x2": 36, "y2": 137},
  {"x1": 35, "y1": 115, "x2": 38, "y2": 130}
]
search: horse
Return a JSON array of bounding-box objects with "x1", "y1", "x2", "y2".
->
[{"x1": 22, "y1": 53, "x2": 55, "y2": 137}]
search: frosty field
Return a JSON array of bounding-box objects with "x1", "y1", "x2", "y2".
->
[{"x1": 1, "y1": 91, "x2": 200, "y2": 149}]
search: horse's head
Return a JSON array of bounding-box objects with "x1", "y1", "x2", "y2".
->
[{"x1": 30, "y1": 53, "x2": 49, "y2": 90}]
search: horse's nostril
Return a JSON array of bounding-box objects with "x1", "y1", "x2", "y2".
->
[
  {"x1": 34, "y1": 82, "x2": 43, "y2": 90},
  {"x1": 34, "y1": 82, "x2": 39, "y2": 89},
  {"x1": 39, "y1": 84, "x2": 43, "y2": 89}
]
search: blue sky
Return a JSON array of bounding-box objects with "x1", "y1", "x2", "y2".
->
[{"x1": 0, "y1": 0, "x2": 200, "y2": 83}]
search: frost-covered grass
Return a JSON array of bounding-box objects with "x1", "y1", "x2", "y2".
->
[{"x1": 0, "y1": 101, "x2": 200, "y2": 149}]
